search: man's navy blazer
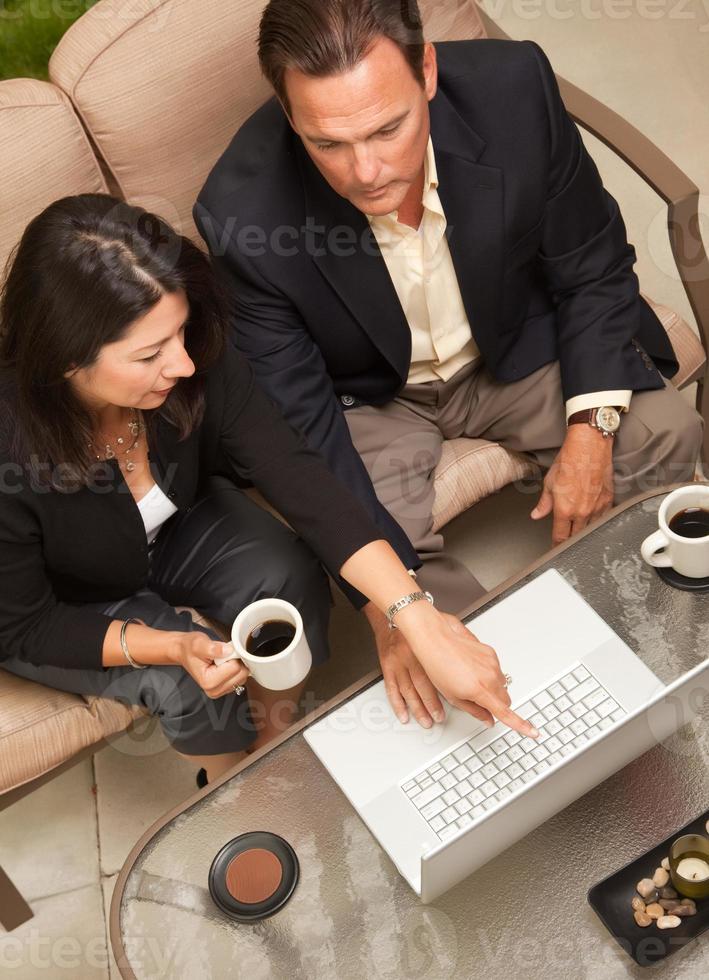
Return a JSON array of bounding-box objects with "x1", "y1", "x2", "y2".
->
[{"x1": 195, "y1": 38, "x2": 678, "y2": 605}]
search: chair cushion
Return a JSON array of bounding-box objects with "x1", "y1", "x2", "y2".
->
[
  {"x1": 432, "y1": 438, "x2": 537, "y2": 532},
  {"x1": 0, "y1": 78, "x2": 107, "y2": 287},
  {"x1": 0, "y1": 606, "x2": 210, "y2": 795},
  {"x1": 643, "y1": 295, "x2": 705, "y2": 388},
  {"x1": 49, "y1": 0, "x2": 484, "y2": 245},
  {"x1": 0, "y1": 670, "x2": 147, "y2": 794},
  {"x1": 49, "y1": 0, "x2": 279, "y2": 244}
]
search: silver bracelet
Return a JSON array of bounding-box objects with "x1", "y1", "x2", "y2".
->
[
  {"x1": 120, "y1": 618, "x2": 147, "y2": 669},
  {"x1": 385, "y1": 591, "x2": 434, "y2": 629}
]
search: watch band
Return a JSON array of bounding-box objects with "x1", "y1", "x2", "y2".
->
[
  {"x1": 567, "y1": 408, "x2": 597, "y2": 426},
  {"x1": 385, "y1": 591, "x2": 434, "y2": 629}
]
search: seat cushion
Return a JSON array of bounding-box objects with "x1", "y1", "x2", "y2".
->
[
  {"x1": 643, "y1": 295, "x2": 706, "y2": 389},
  {"x1": 49, "y1": 0, "x2": 484, "y2": 244},
  {"x1": 49, "y1": 0, "x2": 272, "y2": 244},
  {"x1": 0, "y1": 606, "x2": 213, "y2": 796},
  {"x1": 432, "y1": 438, "x2": 537, "y2": 532},
  {"x1": 0, "y1": 670, "x2": 147, "y2": 794},
  {"x1": 0, "y1": 78, "x2": 107, "y2": 286}
]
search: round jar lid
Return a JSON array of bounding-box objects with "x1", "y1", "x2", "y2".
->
[{"x1": 208, "y1": 831, "x2": 299, "y2": 922}]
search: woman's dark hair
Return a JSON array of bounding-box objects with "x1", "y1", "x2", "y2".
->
[
  {"x1": 258, "y1": 0, "x2": 425, "y2": 116},
  {"x1": 0, "y1": 193, "x2": 226, "y2": 486}
]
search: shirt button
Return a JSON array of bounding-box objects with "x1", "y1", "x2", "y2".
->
[{"x1": 341, "y1": 394, "x2": 355, "y2": 407}]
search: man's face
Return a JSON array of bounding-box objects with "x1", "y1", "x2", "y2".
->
[{"x1": 284, "y1": 36, "x2": 438, "y2": 216}]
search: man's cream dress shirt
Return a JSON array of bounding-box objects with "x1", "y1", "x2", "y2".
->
[{"x1": 367, "y1": 138, "x2": 631, "y2": 421}]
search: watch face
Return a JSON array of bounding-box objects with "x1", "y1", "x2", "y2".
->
[{"x1": 597, "y1": 407, "x2": 621, "y2": 433}]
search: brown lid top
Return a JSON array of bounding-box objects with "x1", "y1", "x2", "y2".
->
[{"x1": 225, "y1": 848, "x2": 283, "y2": 905}]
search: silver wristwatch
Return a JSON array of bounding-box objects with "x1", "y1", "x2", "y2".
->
[
  {"x1": 385, "y1": 590, "x2": 434, "y2": 629},
  {"x1": 567, "y1": 406, "x2": 622, "y2": 438}
]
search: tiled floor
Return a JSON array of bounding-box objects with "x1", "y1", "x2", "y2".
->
[{"x1": 1, "y1": 7, "x2": 708, "y2": 979}]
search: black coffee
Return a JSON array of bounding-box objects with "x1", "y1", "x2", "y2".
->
[
  {"x1": 668, "y1": 507, "x2": 709, "y2": 539},
  {"x1": 245, "y1": 620, "x2": 296, "y2": 657}
]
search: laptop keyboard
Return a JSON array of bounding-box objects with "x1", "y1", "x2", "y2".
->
[{"x1": 401, "y1": 661, "x2": 626, "y2": 841}]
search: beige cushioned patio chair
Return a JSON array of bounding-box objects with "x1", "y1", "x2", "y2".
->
[{"x1": 1, "y1": 0, "x2": 707, "y2": 931}]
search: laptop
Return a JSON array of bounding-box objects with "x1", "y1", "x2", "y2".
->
[{"x1": 304, "y1": 569, "x2": 708, "y2": 902}]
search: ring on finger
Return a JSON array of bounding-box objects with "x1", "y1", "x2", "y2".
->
[
  {"x1": 502, "y1": 673, "x2": 512, "y2": 688},
  {"x1": 233, "y1": 684, "x2": 245, "y2": 696}
]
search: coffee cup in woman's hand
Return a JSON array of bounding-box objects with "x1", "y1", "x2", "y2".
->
[{"x1": 215, "y1": 599, "x2": 312, "y2": 691}]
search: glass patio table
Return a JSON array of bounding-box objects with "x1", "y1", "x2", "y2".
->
[{"x1": 111, "y1": 486, "x2": 709, "y2": 979}]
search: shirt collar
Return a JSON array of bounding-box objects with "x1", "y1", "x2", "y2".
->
[
  {"x1": 421, "y1": 136, "x2": 443, "y2": 218},
  {"x1": 424, "y1": 136, "x2": 438, "y2": 191}
]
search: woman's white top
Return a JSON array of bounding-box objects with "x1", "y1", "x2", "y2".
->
[{"x1": 136, "y1": 482, "x2": 178, "y2": 545}]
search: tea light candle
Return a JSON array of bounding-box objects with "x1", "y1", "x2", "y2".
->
[
  {"x1": 676, "y1": 857, "x2": 709, "y2": 881},
  {"x1": 669, "y1": 833, "x2": 709, "y2": 900}
]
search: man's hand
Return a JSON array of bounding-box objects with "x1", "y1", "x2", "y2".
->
[
  {"x1": 530, "y1": 423, "x2": 615, "y2": 545},
  {"x1": 364, "y1": 602, "x2": 445, "y2": 728}
]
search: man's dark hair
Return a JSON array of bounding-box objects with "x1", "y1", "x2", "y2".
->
[{"x1": 258, "y1": 0, "x2": 426, "y2": 115}]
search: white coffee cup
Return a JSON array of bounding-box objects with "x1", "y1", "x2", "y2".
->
[
  {"x1": 640, "y1": 485, "x2": 709, "y2": 579},
  {"x1": 214, "y1": 598, "x2": 312, "y2": 690}
]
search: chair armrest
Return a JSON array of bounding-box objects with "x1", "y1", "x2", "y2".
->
[
  {"x1": 476, "y1": 5, "x2": 709, "y2": 362},
  {"x1": 556, "y1": 79, "x2": 709, "y2": 363}
]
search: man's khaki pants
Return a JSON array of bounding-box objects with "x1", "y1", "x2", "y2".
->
[{"x1": 345, "y1": 359, "x2": 704, "y2": 615}]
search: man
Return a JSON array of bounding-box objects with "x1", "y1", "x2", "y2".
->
[{"x1": 195, "y1": 0, "x2": 702, "y2": 728}]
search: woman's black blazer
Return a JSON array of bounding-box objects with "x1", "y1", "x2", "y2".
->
[{"x1": 0, "y1": 344, "x2": 380, "y2": 670}]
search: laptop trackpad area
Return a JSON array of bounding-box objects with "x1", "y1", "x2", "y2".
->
[{"x1": 304, "y1": 680, "x2": 486, "y2": 808}]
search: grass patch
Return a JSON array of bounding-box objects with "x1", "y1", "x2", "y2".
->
[{"x1": 0, "y1": 0, "x2": 98, "y2": 81}]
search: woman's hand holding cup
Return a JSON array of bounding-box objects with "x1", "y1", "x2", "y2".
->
[{"x1": 171, "y1": 632, "x2": 250, "y2": 699}]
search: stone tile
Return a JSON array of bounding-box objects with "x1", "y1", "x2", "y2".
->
[
  {"x1": 0, "y1": 883, "x2": 109, "y2": 978},
  {"x1": 0, "y1": 758, "x2": 99, "y2": 903},
  {"x1": 101, "y1": 874, "x2": 121, "y2": 980},
  {"x1": 94, "y1": 717, "x2": 199, "y2": 876}
]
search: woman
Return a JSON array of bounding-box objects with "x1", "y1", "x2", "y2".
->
[{"x1": 0, "y1": 195, "x2": 535, "y2": 787}]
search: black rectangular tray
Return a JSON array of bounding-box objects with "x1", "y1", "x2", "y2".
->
[{"x1": 587, "y1": 808, "x2": 709, "y2": 967}]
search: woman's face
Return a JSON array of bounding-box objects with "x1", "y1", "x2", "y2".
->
[{"x1": 66, "y1": 289, "x2": 196, "y2": 413}]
